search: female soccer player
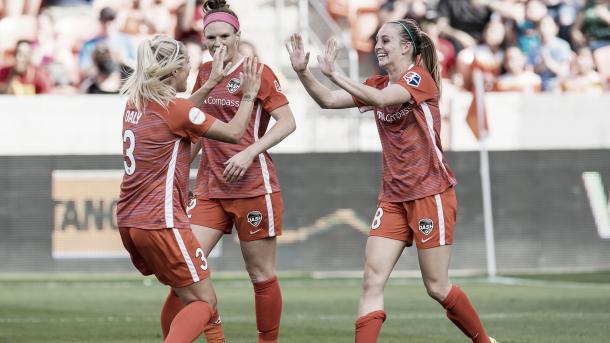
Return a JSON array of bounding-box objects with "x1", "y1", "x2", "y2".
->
[
  {"x1": 286, "y1": 19, "x2": 497, "y2": 343},
  {"x1": 117, "y1": 35, "x2": 262, "y2": 343},
  {"x1": 186, "y1": 1, "x2": 296, "y2": 342}
]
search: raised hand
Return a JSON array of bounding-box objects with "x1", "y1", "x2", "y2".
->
[
  {"x1": 286, "y1": 33, "x2": 310, "y2": 73},
  {"x1": 239, "y1": 56, "x2": 264, "y2": 100},
  {"x1": 317, "y1": 37, "x2": 338, "y2": 78},
  {"x1": 208, "y1": 45, "x2": 234, "y2": 85}
]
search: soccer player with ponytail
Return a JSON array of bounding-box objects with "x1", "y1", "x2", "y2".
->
[
  {"x1": 287, "y1": 19, "x2": 497, "y2": 343},
  {"x1": 117, "y1": 35, "x2": 262, "y2": 343}
]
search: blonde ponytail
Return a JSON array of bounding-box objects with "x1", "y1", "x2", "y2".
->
[{"x1": 121, "y1": 36, "x2": 186, "y2": 112}]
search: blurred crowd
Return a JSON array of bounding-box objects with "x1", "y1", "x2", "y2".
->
[
  {"x1": 0, "y1": 0, "x2": 608, "y2": 95},
  {"x1": 342, "y1": 0, "x2": 609, "y2": 93},
  {"x1": 0, "y1": 0, "x2": 258, "y2": 95}
]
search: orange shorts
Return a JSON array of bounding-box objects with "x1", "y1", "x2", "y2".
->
[
  {"x1": 189, "y1": 192, "x2": 284, "y2": 241},
  {"x1": 369, "y1": 187, "x2": 457, "y2": 249},
  {"x1": 119, "y1": 227, "x2": 210, "y2": 288}
]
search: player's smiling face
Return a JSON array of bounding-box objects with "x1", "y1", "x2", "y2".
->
[
  {"x1": 204, "y1": 21, "x2": 241, "y2": 64},
  {"x1": 375, "y1": 23, "x2": 412, "y2": 68}
]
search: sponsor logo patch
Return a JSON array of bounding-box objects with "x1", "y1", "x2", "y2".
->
[
  {"x1": 418, "y1": 218, "x2": 434, "y2": 235},
  {"x1": 188, "y1": 108, "x2": 205, "y2": 125},
  {"x1": 227, "y1": 78, "x2": 241, "y2": 93},
  {"x1": 403, "y1": 71, "x2": 421, "y2": 87},
  {"x1": 247, "y1": 211, "x2": 263, "y2": 228}
]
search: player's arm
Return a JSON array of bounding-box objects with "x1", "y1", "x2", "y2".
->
[
  {"x1": 318, "y1": 38, "x2": 411, "y2": 107},
  {"x1": 223, "y1": 104, "x2": 296, "y2": 182},
  {"x1": 203, "y1": 56, "x2": 262, "y2": 144},
  {"x1": 286, "y1": 33, "x2": 356, "y2": 109},
  {"x1": 188, "y1": 45, "x2": 233, "y2": 107}
]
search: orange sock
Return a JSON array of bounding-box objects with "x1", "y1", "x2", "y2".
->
[
  {"x1": 253, "y1": 276, "x2": 282, "y2": 343},
  {"x1": 355, "y1": 310, "x2": 386, "y2": 343},
  {"x1": 442, "y1": 285, "x2": 489, "y2": 343},
  {"x1": 161, "y1": 290, "x2": 183, "y2": 339},
  {"x1": 203, "y1": 309, "x2": 226, "y2": 343},
  {"x1": 164, "y1": 301, "x2": 212, "y2": 343}
]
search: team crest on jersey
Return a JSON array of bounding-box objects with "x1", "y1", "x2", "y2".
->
[
  {"x1": 227, "y1": 78, "x2": 241, "y2": 93},
  {"x1": 274, "y1": 80, "x2": 282, "y2": 92},
  {"x1": 247, "y1": 211, "x2": 263, "y2": 227},
  {"x1": 403, "y1": 71, "x2": 421, "y2": 87},
  {"x1": 418, "y1": 218, "x2": 434, "y2": 235}
]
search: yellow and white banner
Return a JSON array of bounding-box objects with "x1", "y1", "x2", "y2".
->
[{"x1": 52, "y1": 170, "x2": 125, "y2": 259}]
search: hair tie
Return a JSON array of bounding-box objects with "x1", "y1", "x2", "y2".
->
[
  {"x1": 392, "y1": 21, "x2": 416, "y2": 54},
  {"x1": 203, "y1": 12, "x2": 240, "y2": 31}
]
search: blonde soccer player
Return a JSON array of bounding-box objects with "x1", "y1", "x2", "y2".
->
[{"x1": 117, "y1": 35, "x2": 262, "y2": 343}]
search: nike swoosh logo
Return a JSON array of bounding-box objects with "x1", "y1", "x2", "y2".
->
[
  {"x1": 249, "y1": 228, "x2": 262, "y2": 235},
  {"x1": 421, "y1": 236, "x2": 434, "y2": 243}
]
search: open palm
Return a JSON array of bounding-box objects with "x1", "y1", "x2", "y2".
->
[
  {"x1": 286, "y1": 33, "x2": 310, "y2": 73},
  {"x1": 317, "y1": 37, "x2": 338, "y2": 78}
]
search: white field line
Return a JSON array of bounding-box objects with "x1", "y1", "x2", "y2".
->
[
  {"x1": 1, "y1": 312, "x2": 610, "y2": 325},
  {"x1": 488, "y1": 276, "x2": 610, "y2": 290}
]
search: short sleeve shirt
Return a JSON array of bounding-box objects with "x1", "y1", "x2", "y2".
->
[
  {"x1": 353, "y1": 65, "x2": 457, "y2": 202},
  {"x1": 117, "y1": 98, "x2": 216, "y2": 229},
  {"x1": 191, "y1": 58, "x2": 289, "y2": 199}
]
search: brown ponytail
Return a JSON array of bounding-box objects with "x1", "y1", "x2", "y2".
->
[
  {"x1": 393, "y1": 19, "x2": 442, "y2": 96},
  {"x1": 203, "y1": 0, "x2": 238, "y2": 20}
]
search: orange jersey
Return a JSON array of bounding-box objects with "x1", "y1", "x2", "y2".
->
[
  {"x1": 353, "y1": 65, "x2": 457, "y2": 202},
  {"x1": 117, "y1": 98, "x2": 216, "y2": 229},
  {"x1": 191, "y1": 58, "x2": 288, "y2": 199}
]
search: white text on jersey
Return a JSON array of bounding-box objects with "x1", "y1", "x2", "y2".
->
[{"x1": 124, "y1": 110, "x2": 143, "y2": 125}]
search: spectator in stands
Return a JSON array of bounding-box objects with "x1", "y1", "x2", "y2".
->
[
  {"x1": 478, "y1": 0, "x2": 547, "y2": 55},
  {"x1": 437, "y1": 0, "x2": 493, "y2": 50},
  {"x1": 0, "y1": 40, "x2": 51, "y2": 95},
  {"x1": 528, "y1": 15, "x2": 572, "y2": 91},
  {"x1": 456, "y1": 19, "x2": 506, "y2": 90},
  {"x1": 175, "y1": 0, "x2": 205, "y2": 43},
  {"x1": 562, "y1": 46, "x2": 606, "y2": 92},
  {"x1": 421, "y1": 17, "x2": 456, "y2": 79},
  {"x1": 572, "y1": 0, "x2": 610, "y2": 51},
  {"x1": 79, "y1": 7, "x2": 135, "y2": 77},
  {"x1": 79, "y1": 43, "x2": 123, "y2": 94},
  {"x1": 496, "y1": 45, "x2": 542, "y2": 91}
]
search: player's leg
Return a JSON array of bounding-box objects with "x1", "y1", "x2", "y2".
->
[
  {"x1": 413, "y1": 188, "x2": 493, "y2": 343},
  {"x1": 230, "y1": 193, "x2": 284, "y2": 343},
  {"x1": 240, "y1": 237, "x2": 281, "y2": 343},
  {"x1": 418, "y1": 246, "x2": 492, "y2": 343},
  {"x1": 356, "y1": 236, "x2": 404, "y2": 343},
  {"x1": 191, "y1": 225, "x2": 226, "y2": 343},
  {"x1": 166, "y1": 277, "x2": 217, "y2": 343},
  {"x1": 190, "y1": 197, "x2": 233, "y2": 343},
  {"x1": 356, "y1": 201, "x2": 411, "y2": 343}
]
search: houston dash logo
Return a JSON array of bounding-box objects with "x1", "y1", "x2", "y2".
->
[{"x1": 227, "y1": 78, "x2": 241, "y2": 93}]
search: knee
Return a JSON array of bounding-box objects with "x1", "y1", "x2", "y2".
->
[
  {"x1": 361, "y1": 270, "x2": 385, "y2": 295},
  {"x1": 246, "y1": 264, "x2": 276, "y2": 284},
  {"x1": 424, "y1": 281, "x2": 451, "y2": 302},
  {"x1": 176, "y1": 289, "x2": 217, "y2": 310}
]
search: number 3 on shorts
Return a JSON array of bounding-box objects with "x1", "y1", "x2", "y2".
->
[
  {"x1": 195, "y1": 248, "x2": 208, "y2": 271},
  {"x1": 371, "y1": 207, "x2": 384, "y2": 230}
]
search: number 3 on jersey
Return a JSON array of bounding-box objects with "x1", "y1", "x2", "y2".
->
[{"x1": 123, "y1": 130, "x2": 136, "y2": 175}]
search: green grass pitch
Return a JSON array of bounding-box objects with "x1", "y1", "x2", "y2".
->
[{"x1": 1, "y1": 272, "x2": 609, "y2": 342}]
